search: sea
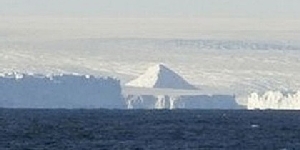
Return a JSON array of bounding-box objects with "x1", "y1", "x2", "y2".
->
[{"x1": 1, "y1": 109, "x2": 300, "y2": 150}]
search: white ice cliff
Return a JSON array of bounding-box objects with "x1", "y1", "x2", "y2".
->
[
  {"x1": 125, "y1": 94, "x2": 240, "y2": 109},
  {"x1": 248, "y1": 91, "x2": 300, "y2": 110}
]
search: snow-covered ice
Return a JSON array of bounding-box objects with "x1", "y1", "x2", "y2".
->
[
  {"x1": 125, "y1": 94, "x2": 240, "y2": 109},
  {"x1": 1, "y1": 17, "x2": 300, "y2": 108},
  {"x1": 124, "y1": 64, "x2": 241, "y2": 109},
  {"x1": 248, "y1": 91, "x2": 300, "y2": 110},
  {"x1": 2, "y1": 38, "x2": 300, "y2": 104},
  {"x1": 126, "y1": 64, "x2": 197, "y2": 90}
]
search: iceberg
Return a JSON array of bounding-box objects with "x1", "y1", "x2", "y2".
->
[
  {"x1": 126, "y1": 64, "x2": 197, "y2": 90},
  {"x1": 124, "y1": 63, "x2": 240, "y2": 109},
  {"x1": 125, "y1": 94, "x2": 240, "y2": 109},
  {"x1": 0, "y1": 73, "x2": 125, "y2": 109},
  {"x1": 247, "y1": 91, "x2": 300, "y2": 110}
]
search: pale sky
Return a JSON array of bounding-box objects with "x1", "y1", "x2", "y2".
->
[{"x1": 0, "y1": 0, "x2": 300, "y2": 18}]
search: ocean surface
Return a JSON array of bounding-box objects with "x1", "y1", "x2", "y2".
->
[{"x1": 1, "y1": 109, "x2": 300, "y2": 150}]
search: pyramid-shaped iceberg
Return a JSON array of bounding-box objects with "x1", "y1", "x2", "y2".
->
[{"x1": 126, "y1": 64, "x2": 197, "y2": 90}]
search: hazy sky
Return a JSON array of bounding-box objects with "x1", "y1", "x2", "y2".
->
[{"x1": 1, "y1": 0, "x2": 300, "y2": 18}]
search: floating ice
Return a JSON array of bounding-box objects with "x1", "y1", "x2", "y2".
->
[
  {"x1": 0, "y1": 73, "x2": 125, "y2": 109},
  {"x1": 126, "y1": 94, "x2": 240, "y2": 109},
  {"x1": 248, "y1": 91, "x2": 300, "y2": 110},
  {"x1": 126, "y1": 64, "x2": 197, "y2": 90}
]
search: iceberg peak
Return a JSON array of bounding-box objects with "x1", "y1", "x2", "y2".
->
[{"x1": 126, "y1": 64, "x2": 197, "y2": 90}]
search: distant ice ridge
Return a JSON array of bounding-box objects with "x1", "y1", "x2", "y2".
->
[
  {"x1": 248, "y1": 91, "x2": 300, "y2": 110},
  {"x1": 168, "y1": 39, "x2": 300, "y2": 51},
  {"x1": 126, "y1": 64, "x2": 197, "y2": 90},
  {"x1": 47, "y1": 38, "x2": 300, "y2": 51},
  {"x1": 0, "y1": 73, "x2": 125, "y2": 109}
]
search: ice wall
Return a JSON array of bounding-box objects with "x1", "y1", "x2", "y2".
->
[
  {"x1": 0, "y1": 73, "x2": 125, "y2": 108},
  {"x1": 126, "y1": 94, "x2": 240, "y2": 109},
  {"x1": 247, "y1": 91, "x2": 300, "y2": 110},
  {"x1": 176, "y1": 95, "x2": 239, "y2": 109}
]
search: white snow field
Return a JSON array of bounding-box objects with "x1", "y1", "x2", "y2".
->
[
  {"x1": 0, "y1": 73, "x2": 125, "y2": 108},
  {"x1": 248, "y1": 91, "x2": 300, "y2": 110},
  {"x1": 2, "y1": 38, "x2": 300, "y2": 97},
  {"x1": 1, "y1": 17, "x2": 300, "y2": 108}
]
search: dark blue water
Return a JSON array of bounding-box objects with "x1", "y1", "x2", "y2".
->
[{"x1": 1, "y1": 109, "x2": 300, "y2": 150}]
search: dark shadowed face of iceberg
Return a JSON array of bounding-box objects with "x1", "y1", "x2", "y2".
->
[{"x1": 0, "y1": 74, "x2": 125, "y2": 109}]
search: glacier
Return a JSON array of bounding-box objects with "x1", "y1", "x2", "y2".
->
[
  {"x1": 2, "y1": 37, "x2": 300, "y2": 105},
  {"x1": 2, "y1": 17, "x2": 300, "y2": 107},
  {"x1": 247, "y1": 91, "x2": 300, "y2": 110},
  {"x1": 0, "y1": 73, "x2": 125, "y2": 109}
]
